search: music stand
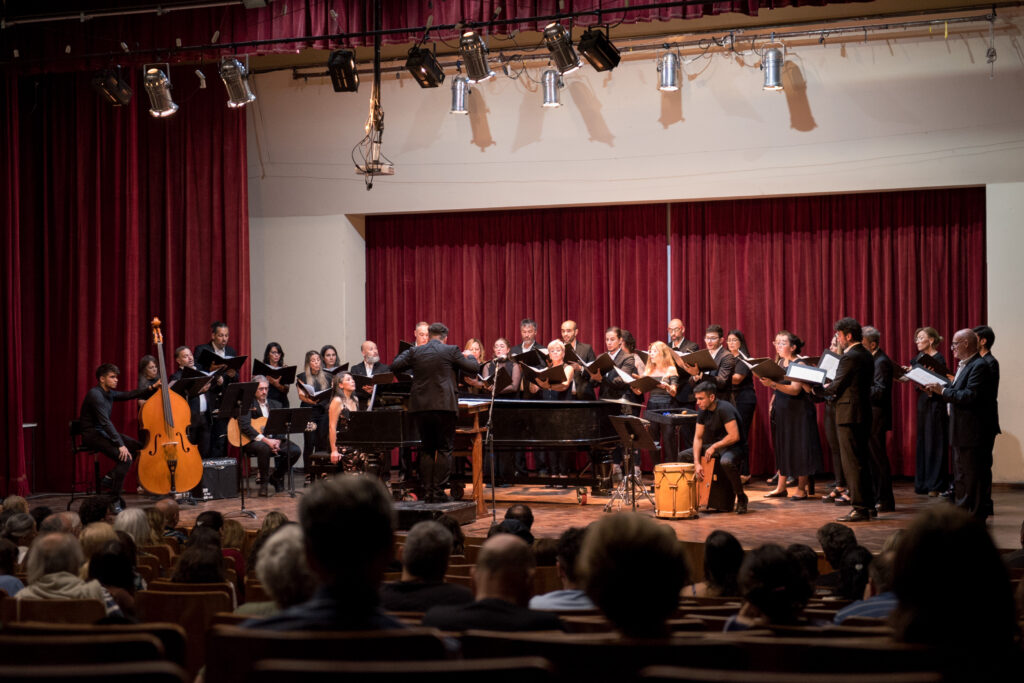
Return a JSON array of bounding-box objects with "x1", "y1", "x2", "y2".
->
[
  {"x1": 604, "y1": 415, "x2": 657, "y2": 513},
  {"x1": 483, "y1": 364, "x2": 512, "y2": 522},
  {"x1": 217, "y1": 381, "x2": 259, "y2": 519},
  {"x1": 264, "y1": 407, "x2": 314, "y2": 498}
]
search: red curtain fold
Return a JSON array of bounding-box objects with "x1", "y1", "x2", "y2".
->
[
  {"x1": 669, "y1": 189, "x2": 986, "y2": 476},
  {"x1": 365, "y1": 204, "x2": 668, "y2": 359},
  {"x1": 5, "y1": 66, "x2": 250, "y2": 495},
  {"x1": 0, "y1": 1, "x2": 872, "y2": 69},
  {"x1": 365, "y1": 188, "x2": 985, "y2": 478}
]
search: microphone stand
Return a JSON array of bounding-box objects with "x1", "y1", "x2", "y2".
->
[{"x1": 484, "y1": 359, "x2": 501, "y2": 523}]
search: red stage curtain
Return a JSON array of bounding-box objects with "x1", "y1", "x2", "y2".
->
[
  {"x1": 669, "y1": 189, "x2": 986, "y2": 476},
  {"x1": 365, "y1": 204, "x2": 668, "y2": 359},
  {"x1": 4, "y1": 67, "x2": 250, "y2": 495}
]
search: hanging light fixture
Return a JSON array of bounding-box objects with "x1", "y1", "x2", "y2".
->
[
  {"x1": 406, "y1": 46, "x2": 445, "y2": 88},
  {"x1": 543, "y1": 22, "x2": 581, "y2": 75},
  {"x1": 459, "y1": 31, "x2": 495, "y2": 83},
  {"x1": 657, "y1": 52, "x2": 679, "y2": 92},
  {"x1": 542, "y1": 69, "x2": 563, "y2": 108},
  {"x1": 578, "y1": 27, "x2": 620, "y2": 72},
  {"x1": 92, "y1": 67, "x2": 132, "y2": 106},
  {"x1": 762, "y1": 48, "x2": 784, "y2": 91},
  {"x1": 219, "y1": 56, "x2": 256, "y2": 108},
  {"x1": 450, "y1": 75, "x2": 469, "y2": 114},
  {"x1": 143, "y1": 64, "x2": 178, "y2": 117},
  {"x1": 328, "y1": 49, "x2": 359, "y2": 92}
]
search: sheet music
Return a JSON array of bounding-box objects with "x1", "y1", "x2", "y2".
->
[
  {"x1": 786, "y1": 363, "x2": 827, "y2": 384},
  {"x1": 904, "y1": 366, "x2": 949, "y2": 387},
  {"x1": 818, "y1": 352, "x2": 840, "y2": 380}
]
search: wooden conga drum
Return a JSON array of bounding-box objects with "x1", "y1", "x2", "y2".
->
[{"x1": 653, "y1": 463, "x2": 699, "y2": 519}]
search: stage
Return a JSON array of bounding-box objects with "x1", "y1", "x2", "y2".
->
[{"x1": 38, "y1": 477, "x2": 1024, "y2": 554}]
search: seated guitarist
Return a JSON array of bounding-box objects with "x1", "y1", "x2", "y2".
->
[{"x1": 239, "y1": 375, "x2": 301, "y2": 497}]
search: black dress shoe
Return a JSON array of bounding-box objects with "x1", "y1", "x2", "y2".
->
[
  {"x1": 876, "y1": 503, "x2": 896, "y2": 513},
  {"x1": 735, "y1": 495, "x2": 749, "y2": 515},
  {"x1": 869, "y1": 507, "x2": 878, "y2": 518},
  {"x1": 764, "y1": 490, "x2": 788, "y2": 498},
  {"x1": 766, "y1": 473, "x2": 779, "y2": 486},
  {"x1": 836, "y1": 510, "x2": 871, "y2": 522}
]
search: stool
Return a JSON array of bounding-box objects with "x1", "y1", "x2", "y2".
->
[{"x1": 68, "y1": 419, "x2": 103, "y2": 510}]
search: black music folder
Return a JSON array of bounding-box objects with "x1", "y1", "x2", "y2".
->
[
  {"x1": 325, "y1": 363, "x2": 350, "y2": 376},
  {"x1": 674, "y1": 348, "x2": 718, "y2": 372},
  {"x1": 584, "y1": 352, "x2": 615, "y2": 374},
  {"x1": 181, "y1": 365, "x2": 225, "y2": 382},
  {"x1": 170, "y1": 375, "x2": 214, "y2": 399},
  {"x1": 903, "y1": 365, "x2": 949, "y2": 388},
  {"x1": 480, "y1": 365, "x2": 513, "y2": 395},
  {"x1": 913, "y1": 353, "x2": 950, "y2": 377},
  {"x1": 398, "y1": 340, "x2": 413, "y2": 355},
  {"x1": 353, "y1": 372, "x2": 395, "y2": 393},
  {"x1": 785, "y1": 363, "x2": 828, "y2": 385},
  {"x1": 816, "y1": 350, "x2": 841, "y2": 381},
  {"x1": 750, "y1": 359, "x2": 786, "y2": 382},
  {"x1": 511, "y1": 347, "x2": 547, "y2": 368},
  {"x1": 252, "y1": 360, "x2": 297, "y2": 385},
  {"x1": 296, "y1": 380, "x2": 335, "y2": 404},
  {"x1": 739, "y1": 356, "x2": 771, "y2": 369},
  {"x1": 627, "y1": 375, "x2": 662, "y2": 393},
  {"x1": 196, "y1": 348, "x2": 248, "y2": 373},
  {"x1": 519, "y1": 363, "x2": 569, "y2": 386}
]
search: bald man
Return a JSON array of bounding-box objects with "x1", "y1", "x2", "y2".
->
[
  {"x1": 927, "y1": 329, "x2": 998, "y2": 520},
  {"x1": 154, "y1": 498, "x2": 188, "y2": 543},
  {"x1": 351, "y1": 340, "x2": 392, "y2": 408}
]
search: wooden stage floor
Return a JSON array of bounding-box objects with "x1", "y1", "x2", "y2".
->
[{"x1": 40, "y1": 476, "x2": 1024, "y2": 553}]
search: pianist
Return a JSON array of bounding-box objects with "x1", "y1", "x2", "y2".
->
[{"x1": 391, "y1": 322, "x2": 480, "y2": 503}]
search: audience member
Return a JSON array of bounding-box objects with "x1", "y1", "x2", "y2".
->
[
  {"x1": 834, "y1": 551, "x2": 898, "y2": 624},
  {"x1": 171, "y1": 541, "x2": 226, "y2": 584},
  {"x1": 79, "y1": 522, "x2": 118, "y2": 573},
  {"x1": 579, "y1": 512, "x2": 689, "y2": 638},
  {"x1": 113, "y1": 507, "x2": 159, "y2": 547},
  {"x1": 246, "y1": 474, "x2": 403, "y2": 631},
  {"x1": 153, "y1": 498, "x2": 188, "y2": 544},
  {"x1": 529, "y1": 527, "x2": 595, "y2": 611},
  {"x1": 2, "y1": 512, "x2": 36, "y2": 565},
  {"x1": 837, "y1": 545, "x2": 873, "y2": 601},
  {"x1": 2, "y1": 494, "x2": 29, "y2": 514},
  {"x1": 29, "y1": 505, "x2": 53, "y2": 530},
  {"x1": 113, "y1": 530, "x2": 147, "y2": 592},
  {"x1": 505, "y1": 503, "x2": 535, "y2": 531},
  {"x1": 77, "y1": 496, "x2": 114, "y2": 527},
  {"x1": 221, "y1": 519, "x2": 247, "y2": 579},
  {"x1": 892, "y1": 506, "x2": 1018, "y2": 658},
  {"x1": 684, "y1": 530, "x2": 744, "y2": 598},
  {"x1": 815, "y1": 522, "x2": 857, "y2": 596},
  {"x1": 236, "y1": 524, "x2": 316, "y2": 618},
  {"x1": 724, "y1": 544, "x2": 814, "y2": 631},
  {"x1": 39, "y1": 511, "x2": 82, "y2": 536},
  {"x1": 786, "y1": 543, "x2": 820, "y2": 584},
  {"x1": 487, "y1": 518, "x2": 534, "y2": 545},
  {"x1": 380, "y1": 520, "x2": 473, "y2": 612},
  {"x1": 88, "y1": 539, "x2": 139, "y2": 617},
  {"x1": 17, "y1": 532, "x2": 122, "y2": 616},
  {"x1": 532, "y1": 537, "x2": 559, "y2": 566},
  {"x1": 194, "y1": 510, "x2": 225, "y2": 533},
  {"x1": 247, "y1": 510, "x2": 289, "y2": 568},
  {"x1": 423, "y1": 534, "x2": 562, "y2": 632},
  {"x1": 437, "y1": 514, "x2": 466, "y2": 557},
  {"x1": 0, "y1": 538, "x2": 25, "y2": 596}
]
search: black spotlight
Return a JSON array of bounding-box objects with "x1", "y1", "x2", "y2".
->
[
  {"x1": 92, "y1": 68, "x2": 133, "y2": 106},
  {"x1": 578, "y1": 27, "x2": 620, "y2": 72},
  {"x1": 405, "y1": 46, "x2": 445, "y2": 88},
  {"x1": 328, "y1": 49, "x2": 359, "y2": 92}
]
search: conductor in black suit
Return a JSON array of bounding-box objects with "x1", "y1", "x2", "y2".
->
[
  {"x1": 238, "y1": 375, "x2": 301, "y2": 497},
  {"x1": 862, "y1": 326, "x2": 895, "y2": 512},
  {"x1": 391, "y1": 323, "x2": 480, "y2": 502},
  {"x1": 823, "y1": 317, "x2": 875, "y2": 523},
  {"x1": 926, "y1": 329, "x2": 997, "y2": 520},
  {"x1": 561, "y1": 320, "x2": 596, "y2": 400}
]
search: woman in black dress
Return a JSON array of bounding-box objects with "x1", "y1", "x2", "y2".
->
[
  {"x1": 725, "y1": 330, "x2": 757, "y2": 480},
  {"x1": 526, "y1": 339, "x2": 575, "y2": 485},
  {"x1": 261, "y1": 342, "x2": 290, "y2": 408},
  {"x1": 909, "y1": 326, "x2": 949, "y2": 495},
  {"x1": 319, "y1": 345, "x2": 341, "y2": 373},
  {"x1": 758, "y1": 331, "x2": 822, "y2": 500},
  {"x1": 484, "y1": 338, "x2": 522, "y2": 485},
  {"x1": 297, "y1": 350, "x2": 331, "y2": 459}
]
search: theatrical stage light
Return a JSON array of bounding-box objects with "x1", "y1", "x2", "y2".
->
[
  {"x1": 542, "y1": 69, "x2": 563, "y2": 108},
  {"x1": 459, "y1": 31, "x2": 495, "y2": 83},
  {"x1": 657, "y1": 52, "x2": 679, "y2": 92},
  {"x1": 762, "y1": 48, "x2": 784, "y2": 91},
  {"x1": 543, "y1": 22, "x2": 581, "y2": 75},
  {"x1": 92, "y1": 68, "x2": 132, "y2": 106},
  {"x1": 406, "y1": 46, "x2": 445, "y2": 88},
  {"x1": 219, "y1": 57, "x2": 256, "y2": 108},
  {"x1": 328, "y1": 49, "x2": 360, "y2": 92},
  {"x1": 450, "y1": 75, "x2": 469, "y2": 114},
  {"x1": 578, "y1": 27, "x2": 620, "y2": 72},
  {"x1": 143, "y1": 66, "x2": 178, "y2": 117}
]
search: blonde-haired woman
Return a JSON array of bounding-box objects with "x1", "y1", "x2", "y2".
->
[{"x1": 636, "y1": 341, "x2": 681, "y2": 464}]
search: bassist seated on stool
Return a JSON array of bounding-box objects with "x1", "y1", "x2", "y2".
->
[
  {"x1": 681, "y1": 380, "x2": 748, "y2": 514},
  {"x1": 239, "y1": 375, "x2": 301, "y2": 497}
]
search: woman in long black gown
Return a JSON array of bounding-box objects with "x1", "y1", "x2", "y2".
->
[
  {"x1": 758, "y1": 331, "x2": 823, "y2": 500},
  {"x1": 909, "y1": 326, "x2": 949, "y2": 495},
  {"x1": 725, "y1": 330, "x2": 757, "y2": 480}
]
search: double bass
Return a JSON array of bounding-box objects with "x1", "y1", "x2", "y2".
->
[{"x1": 138, "y1": 318, "x2": 203, "y2": 495}]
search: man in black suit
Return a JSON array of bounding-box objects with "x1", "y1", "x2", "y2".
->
[
  {"x1": 511, "y1": 318, "x2": 542, "y2": 477},
  {"x1": 195, "y1": 321, "x2": 239, "y2": 460},
  {"x1": 862, "y1": 326, "x2": 895, "y2": 512},
  {"x1": 824, "y1": 317, "x2": 875, "y2": 523},
  {"x1": 973, "y1": 325, "x2": 1000, "y2": 517},
  {"x1": 170, "y1": 346, "x2": 213, "y2": 459},
  {"x1": 238, "y1": 375, "x2": 301, "y2": 497},
  {"x1": 680, "y1": 325, "x2": 736, "y2": 397},
  {"x1": 668, "y1": 319, "x2": 700, "y2": 355},
  {"x1": 351, "y1": 340, "x2": 391, "y2": 409},
  {"x1": 927, "y1": 329, "x2": 997, "y2": 520},
  {"x1": 587, "y1": 326, "x2": 637, "y2": 401},
  {"x1": 391, "y1": 322, "x2": 479, "y2": 502},
  {"x1": 561, "y1": 319, "x2": 596, "y2": 400},
  {"x1": 422, "y1": 533, "x2": 562, "y2": 632},
  {"x1": 669, "y1": 318, "x2": 702, "y2": 451}
]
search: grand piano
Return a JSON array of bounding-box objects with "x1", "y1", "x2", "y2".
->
[{"x1": 333, "y1": 395, "x2": 634, "y2": 515}]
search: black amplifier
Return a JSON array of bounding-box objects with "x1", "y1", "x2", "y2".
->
[{"x1": 199, "y1": 458, "x2": 238, "y2": 500}]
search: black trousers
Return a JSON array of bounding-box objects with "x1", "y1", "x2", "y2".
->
[
  {"x1": 868, "y1": 407, "x2": 894, "y2": 508},
  {"x1": 80, "y1": 429, "x2": 142, "y2": 497},
  {"x1": 679, "y1": 446, "x2": 746, "y2": 503},
  {"x1": 243, "y1": 438, "x2": 302, "y2": 485},
  {"x1": 187, "y1": 411, "x2": 212, "y2": 459},
  {"x1": 414, "y1": 410, "x2": 457, "y2": 499},
  {"x1": 836, "y1": 419, "x2": 874, "y2": 513},
  {"x1": 952, "y1": 443, "x2": 993, "y2": 520},
  {"x1": 824, "y1": 404, "x2": 846, "y2": 487}
]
